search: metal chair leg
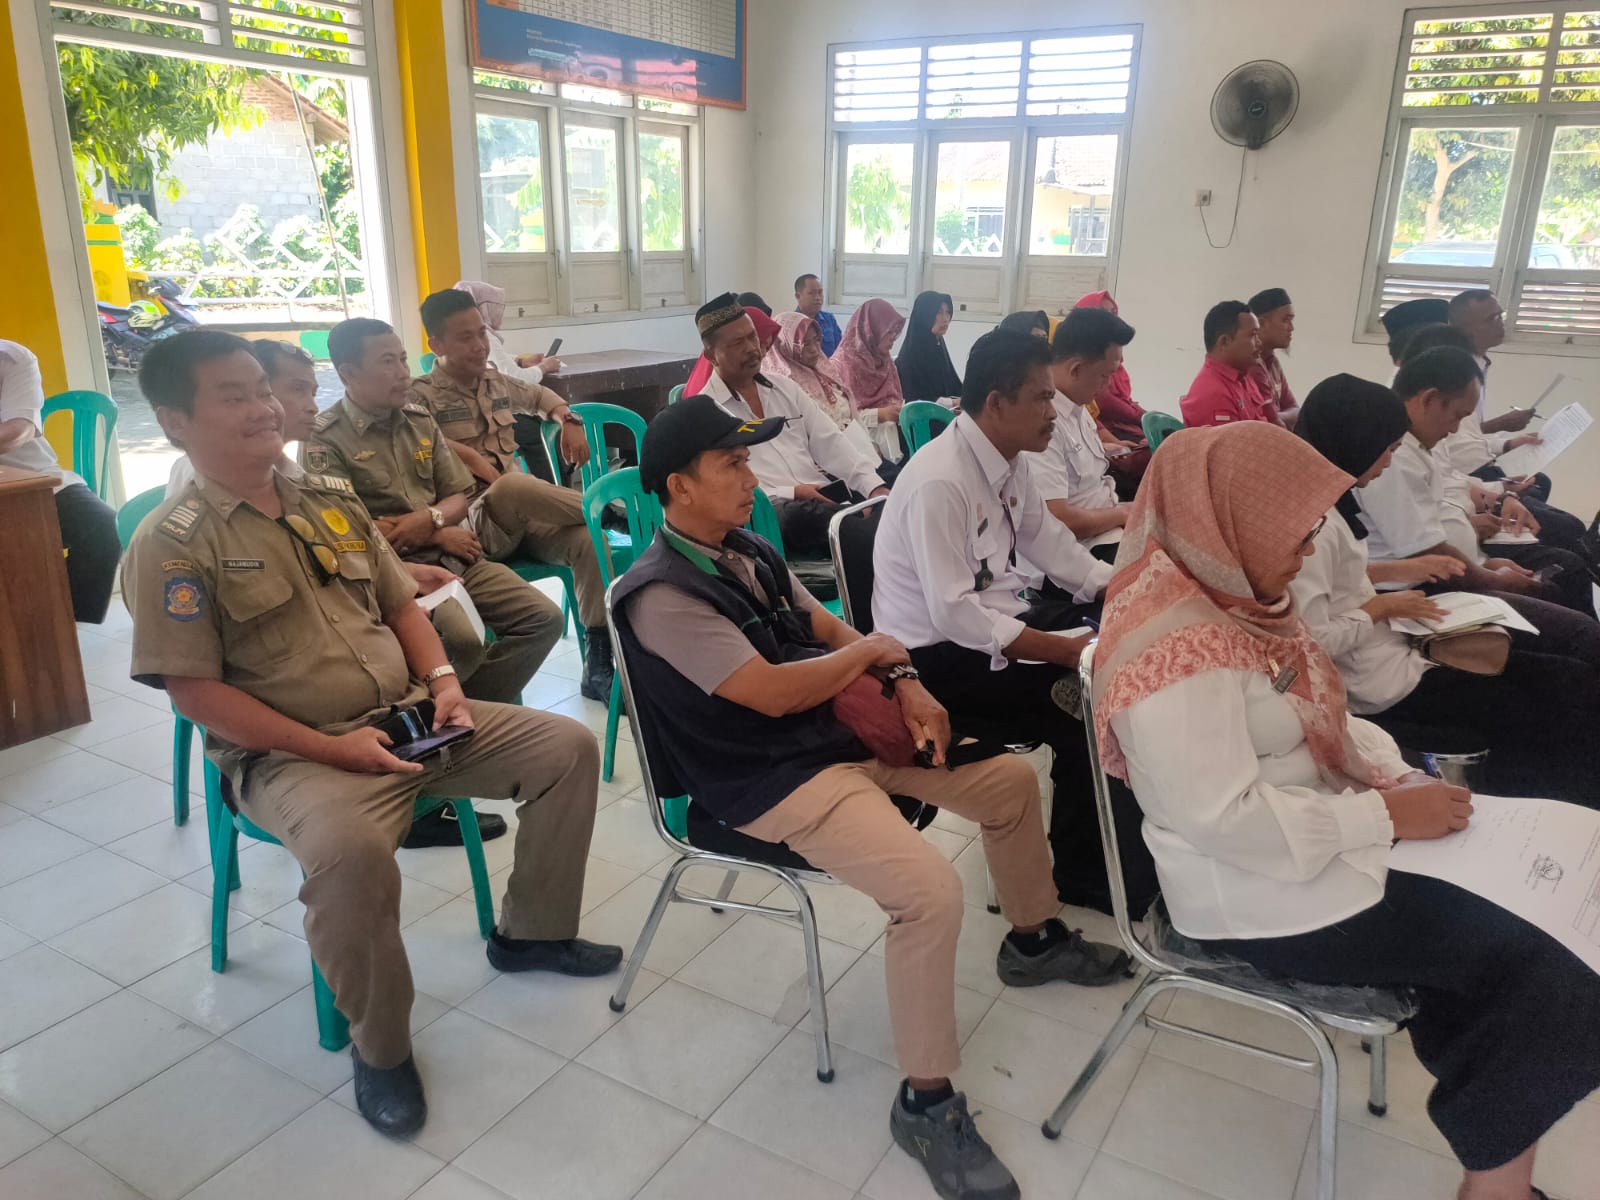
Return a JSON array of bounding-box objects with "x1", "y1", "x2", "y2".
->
[
  {"x1": 985, "y1": 868, "x2": 1000, "y2": 915},
  {"x1": 782, "y1": 874, "x2": 834, "y2": 1083},
  {"x1": 1367, "y1": 1034, "x2": 1389, "y2": 1117},
  {"x1": 709, "y1": 868, "x2": 738, "y2": 914},
  {"x1": 610, "y1": 857, "x2": 691, "y2": 1013},
  {"x1": 1309, "y1": 1025, "x2": 1340, "y2": 1200},
  {"x1": 1043, "y1": 972, "x2": 1166, "y2": 1138}
]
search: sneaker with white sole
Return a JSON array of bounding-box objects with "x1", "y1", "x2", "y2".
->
[{"x1": 889, "y1": 1089, "x2": 1020, "y2": 1200}]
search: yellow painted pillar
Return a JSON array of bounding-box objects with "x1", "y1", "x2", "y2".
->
[
  {"x1": 393, "y1": 0, "x2": 461, "y2": 299},
  {"x1": 0, "y1": 3, "x2": 67, "y2": 393}
]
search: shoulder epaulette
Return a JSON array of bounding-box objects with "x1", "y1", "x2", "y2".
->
[
  {"x1": 402, "y1": 402, "x2": 432, "y2": 416},
  {"x1": 302, "y1": 473, "x2": 356, "y2": 496},
  {"x1": 154, "y1": 493, "x2": 206, "y2": 542},
  {"x1": 311, "y1": 408, "x2": 340, "y2": 433}
]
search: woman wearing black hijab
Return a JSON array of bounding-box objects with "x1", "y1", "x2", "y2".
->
[
  {"x1": 1293, "y1": 373, "x2": 1600, "y2": 805},
  {"x1": 895, "y1": 291, "x2": 963, "y2": 402},
  {"x1": 996, "y1": 309, "x2": 1050, "y2": 339}
]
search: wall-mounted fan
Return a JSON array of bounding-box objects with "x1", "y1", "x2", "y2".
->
[{"x1": 1210, "y1": 60, "x2": 1300, "y2": 150}]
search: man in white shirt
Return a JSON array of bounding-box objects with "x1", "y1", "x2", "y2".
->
[
  {"x1": 694, "y1": 292, "x2": 886, "y2": 557},
  {"x1": 875, "y1": 330, "x2": 1133, "y2": 912},
  {"x1": 1025, "y1": 307, "x2": 1134, "y2": 561},
  {"x1": 0, "y1": 339, "x2": 121, "y2": 623}
]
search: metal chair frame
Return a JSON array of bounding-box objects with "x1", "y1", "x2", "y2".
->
[
  {"x1": 604, "y1": 579, "x2": 841, "y2": 1082},
  {"x1": 1040, "y1": 643, "x2": 1406, "y2": 1200}
]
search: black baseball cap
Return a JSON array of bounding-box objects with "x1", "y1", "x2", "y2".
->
[{"x1": 639, "y1": 394, "x2": 785, "y2": 495}]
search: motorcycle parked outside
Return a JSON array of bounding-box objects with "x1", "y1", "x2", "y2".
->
[{"x1": 99, "y1": 278, "x2": 199, "y2": 371}]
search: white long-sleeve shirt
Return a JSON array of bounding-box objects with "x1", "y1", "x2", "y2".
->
[
  {"x1": 1355, "y1": 433, "x2": 1484, "y2": 571},
  {"x1": 1290, "y1": 509, "x2": 1429, "y2": 714},
  {"x1": 1112, "y1": 667, "x2": 1402, "y2": 939},
  {"x1": 0, "y1": 340, "x2": 83, "y2": 493},
  {"x1": 873, "y1": 413, "x2": 1112, "y2": 667},
  {"x1": 702, "y1": 369, "x2": 884, "y2": 500},
  {"x1": 1024, "y1": 393, "x2": 1121, "y2": 549}
]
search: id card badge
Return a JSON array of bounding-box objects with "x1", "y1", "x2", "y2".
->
[
  {"x1": 973, "y1": 561, "x2": 994, "y2": 592},
  {"x1": 1267, "y1": 656, "x2": 1299, "y2": 694}
]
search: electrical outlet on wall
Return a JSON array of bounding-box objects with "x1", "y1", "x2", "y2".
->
[{"x1": 1195, "y1": 189, "x2": 1213, "y2": 208}]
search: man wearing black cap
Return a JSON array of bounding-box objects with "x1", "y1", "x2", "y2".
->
[
  {"x1": 612, "y1": 395, "x2": 1128, "y2": 1200},
  {"x1": 693, "y1": 292, "x2": 887, "y2": 558}
]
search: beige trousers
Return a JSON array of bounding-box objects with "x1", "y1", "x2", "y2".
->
[
  {"x1": 238, "y1": 702, "x2": 601, "y2": 1068},
  {"x1": 738, "y1": 754, "x2": 1058, "y2": 1079},
  {"x1": 469, "y1": 474, "x2": 606, "y2": 628}
]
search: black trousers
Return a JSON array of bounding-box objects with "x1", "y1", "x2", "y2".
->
[
  {"x1": 1490, "y1": 541, "x2": 1596, "y2": 617},
  {"x1": 909, "y1": 595, "x2": 1159, "y2": 915},
  {"x1": 772, "y1": 482, "x2": 864, "y2": 559},
  {"x1": 1472, "y1": 463, "x2": 1551, "y2": 503},
  {"x1": 1207, "y1": 873, "x2": 1600, "y2": 1171},
  {"x1": 55, "y1": 483, "x2": 120, "y2": 624},
  {"x1": 1371, "y1": 645, "x2": 1600, "y2": 806}
]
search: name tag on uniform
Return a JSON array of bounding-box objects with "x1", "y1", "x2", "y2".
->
[
  {"x1": 221, "y1": 558, "x2": 265, "y2": 571},
  {"x1": 332, "y1": 539, "x2": 367, "y2": 554},
  {"x1": 436, "y1": 407, "x2": 472, "y2": 424}
]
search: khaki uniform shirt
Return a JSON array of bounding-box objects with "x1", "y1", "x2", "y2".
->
[
  {"x1": 123, "y1": 468, "x2": 422, "y2": 786},
  {"x1": 299, "y1": 395, "x2": 475, "y2": 518},
  {"x1": 408, "y1": 365, "x2": 564, "y2": 477}
]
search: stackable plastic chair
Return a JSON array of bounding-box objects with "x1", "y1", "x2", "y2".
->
[
  {"x1": 898, "y1": 401, "x2": 954, "y2": 457},
  {"x1": 667, "y1": 384, "x2": 685, "y2": 406},
  {"x1": 43, "y1": 390, "x2": 118, "y2": 499},
  {"x1": 418, "y1": 350, "x2": 436, "y2": 373},
  {"x1": 1039, "y1": 643, "x2": 1415, "y2": 1200},
  {"x1": 1141, "y1": 411, "x2": 1185, "y2": 451}
]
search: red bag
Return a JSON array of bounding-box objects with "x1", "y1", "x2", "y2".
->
[{"x1": 832, "y1": 674, "x2": 917, "y2": 767}]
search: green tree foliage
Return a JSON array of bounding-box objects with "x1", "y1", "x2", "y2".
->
[
  {"x1": 639, "y1": 133, "x2": 684, "y2": 252},
  {"x1": 1393, "y1": 128, "x2": 1517, "y2": 245},
  {"x1": 846, "y1": 157, "x2": 911, "y2": 252}
]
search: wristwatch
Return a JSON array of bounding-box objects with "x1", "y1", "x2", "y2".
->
[
  {"x1": 422, "y1": 664, "x2": 457, "y2": 686},
  {"x1": 558, "y1": 407, "x2": 583, "y2": 427},
  {"x1": 884, "y1": 664, "x2": 921, "y2": 686},
  {"x1": 427, "y1": 505, "x2": 445, "y2": 529}
]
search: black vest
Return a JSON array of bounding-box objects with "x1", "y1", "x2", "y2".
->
[{"x1": 612, "y1": 528, "x2": 869, "y2": 827}]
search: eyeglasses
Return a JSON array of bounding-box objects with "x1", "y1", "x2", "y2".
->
[
  {"x1": 278, "y1": 513, "x2": 342, "y2": 584},
  {"x1": 1298, "y1": 514, "x2": 1327, "y2": 553}
]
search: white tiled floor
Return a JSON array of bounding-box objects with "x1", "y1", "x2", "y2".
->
[{"x1": 0, "y1": 596, "x2": 1594, "y2": 1200}]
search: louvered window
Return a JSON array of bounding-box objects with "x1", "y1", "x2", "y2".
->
[
  {"x1": 1365, "y1": 6, "x2": 1600, "y2": 349},
  {"x1": 48, "y1": 0, "x2": 371, "y2": 72}
]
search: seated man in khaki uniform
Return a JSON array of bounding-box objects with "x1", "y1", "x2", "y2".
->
[
  {"x1": 409, "y1": 288, "x2": 612, "y2": 701},
  {"x1": 303, "y1": 318, "x2": 561, "y2": 709},
  {"x1": 614, "y1": 396, "x2": 1130, "y2": 1200},
  {"x1": 125, "y1": 330, "x2": 621, "y2": 1139}
]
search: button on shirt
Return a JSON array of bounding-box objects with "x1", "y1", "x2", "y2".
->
[
  {"x1": 1355, "y1": 433, "x2": 1484, "y2": 569},
  {"x1": 299, "y1": 396, "x2": 475, "y2": 518},
  {"x1": 873, "y1": 413, "x2": 1113, "y2": 669},
  {"x1": 1289, "y1": 509, "x2": 1429, "y2": 714},
  {"x1": 0, "y1": 339, "x2": 85, "y2": 493},
  {"x1": 409, "y1": 365, "x2": 564, "y2": 477},
  {"x1": 701, "y1": 369, "x2": 884, "y2": 500},
  {"x1": 1024, "y1": 393, "x2": 1121, "y2": 549},
  {"x1": 1180, "y1": 357, "x2": 1273, "y2": 427},
  {"x1": 123, "y1": 469, "x2": 421, "y2": 783}
]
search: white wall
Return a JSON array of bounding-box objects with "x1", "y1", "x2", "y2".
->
[{"x1": 746, "y1": 0, "x2": 1600, "y2": 518}]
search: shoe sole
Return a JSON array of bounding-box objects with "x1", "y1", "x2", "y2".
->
[
  {"x1": 486, "y1": 947, "x2": 623, "y2": 976},
  {"x1": 995, "y1": 955, "x2": 1132, "y2": 989}
]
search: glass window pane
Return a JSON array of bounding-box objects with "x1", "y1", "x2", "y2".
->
[
  {"x1": 842, "y1": 142, "x2": 913, "y2": 254},
  {"x1": 1029, "y1": 135, "x2": 1117, "y2": 256},
  {"x1": 564, "y1": 123, "x2": 621, "y2": 252},
  {"x1": 476, "y1": 113, "x2": 546, "y2": 254},
  {"x1": 932, "y1": 141, "x2": 1011, "y2": 257},
  {"x1": 1386, "y1": 126, "x2": 1519, "y2": 264},
  {"x1": 1532, "y1": 124, "x2": 1600, "y2": 268},
  {"x1": 639, "y1": 131, "x2": 685, "y2": 252}
]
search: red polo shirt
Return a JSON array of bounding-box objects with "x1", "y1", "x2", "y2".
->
[{"x1": 1180, "y1": 357, "x2": 1273, "y2": 427}]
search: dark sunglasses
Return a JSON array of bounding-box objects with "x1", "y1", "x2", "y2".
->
[{"x1": 277, "y1": 513, "x2": 342, "y2": 585}]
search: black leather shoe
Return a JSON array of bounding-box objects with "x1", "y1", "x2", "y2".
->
[
  {"x1": 351, "y1": 1047, "x2": 427, "y2": 1138},
  {"x1": 579, "y1": 628, "x2": 615, "y2": 702},
  {"x1": 486, "y1": 932, "x2": 623, "y2": 976},
  {"x1": 400, "y1": 807, "x2": 507, "y2": 850}
]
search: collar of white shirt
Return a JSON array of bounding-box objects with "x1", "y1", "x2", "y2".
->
[{"x1": 952, "y1": 412, "x2": 1013, "y2": 492}]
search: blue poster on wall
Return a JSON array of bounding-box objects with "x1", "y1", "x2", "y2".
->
[{"x1": 470, "y1": 1, "x2": 747, "y2": 110}]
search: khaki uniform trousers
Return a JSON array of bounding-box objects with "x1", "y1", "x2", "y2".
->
[
  {"x1": 238, "y1": 702, "x2": 601, "y2": 1068},
  {"x1": 429, "y1": 558, "x2": 563, "y2": 704},
  {"x1": 738, "y1": 753, "x2": 1058, "y2": 1080},
  {"x1": 469, "y1": 474, "x2": 606, "y2": 628}
]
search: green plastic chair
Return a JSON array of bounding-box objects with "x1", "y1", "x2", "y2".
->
[
  {"x1": 42, "y1": 390, "x2": 118, "y2": 499},
  {"x1": 898, "y1": 401, "x2": 953, "y2": 458},
  {"x1": 580, "y1": 468, "x2": 663, "y2": 781},
  {"x1": 750, "y1": 488, "x2": 844, "y2": 617},
  {"x1": 1142, "y1": 411, "x2": 1185, "y2": 451},
  {"x1": 419, "y1": 351, "x2": 436, "y2": 374},
  {"x1": 202, "y1": 746, "x2": 496, "y2": 1052},
  {"x1": 297, "y1": 329, "x2": 331, "y2": 361},
  {"x1": 117, "y1": 486, "x2": 195, "y2": 827},
  {"x1": 569, "y1": 402, "x2": 648, "y2": 494},
  {"x1": 667, "y1": 384, "x2": 685, "y2": 406}
]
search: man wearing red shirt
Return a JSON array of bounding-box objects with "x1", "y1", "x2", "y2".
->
[
  {"x1": 1180, "y1": 300, "x2": 1272, "y2": 427},
  {"x1": 1248, "y1": 287, "x2": 1298, "y2": 428}
]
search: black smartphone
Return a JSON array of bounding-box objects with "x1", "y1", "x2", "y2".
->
[
  {"x1": 373, "y1": 700, "x2": 475, "y2": 762},
  {"x1": 546, "y1": 337, "x2": 563, "y2": 357},
  {"x1": 392, "y1": 725, "x2": 474, "y2": 763}
]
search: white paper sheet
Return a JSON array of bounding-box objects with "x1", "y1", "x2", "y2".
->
[
  {"x1": 1388, "y1": 590, "x2": 1539, "y2": 637},
  {"x1": 1483, "y1": 528, "x2": 1539, "y2": 545},
  {"x1": 415, "y1": 579, "x2": 485, "y2": 642},
  {"x1": 1389, "y1": 794, "x2": 1600, "y2": 976},
  {"x1": 1495, "y1": 402, "x2": 1593, "y2": 477}
]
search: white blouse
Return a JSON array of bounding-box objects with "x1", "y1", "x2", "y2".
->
[
  {"x1": 1290, "y1": 511, "x2": 1430, "y2": 714},
  {"x1": 1111, "y1": 667, "x2": 1402, "y2": 940}
]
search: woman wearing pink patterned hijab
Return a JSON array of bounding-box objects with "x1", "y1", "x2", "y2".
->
[{"x1": 833, "y1": 298, "x2": 906, "y2": 418}]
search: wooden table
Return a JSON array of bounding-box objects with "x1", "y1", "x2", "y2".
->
[
  {"x1": 0, "y1": 467, "x2": 90, "y2": 748},
  {"x1": 540, "y1": 349, "x2": 698, "y2": 424}
]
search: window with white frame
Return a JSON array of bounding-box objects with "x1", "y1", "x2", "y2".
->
[
  {"x1": 827, "y1": 27, "x2": 1140, "y2": 318},
  {"x1": 1364, "y1": 6, "x2": 1600, "y2": 348},
  {"x1": 472, "y1": 72, "x2": 701, "y2": 322}
]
